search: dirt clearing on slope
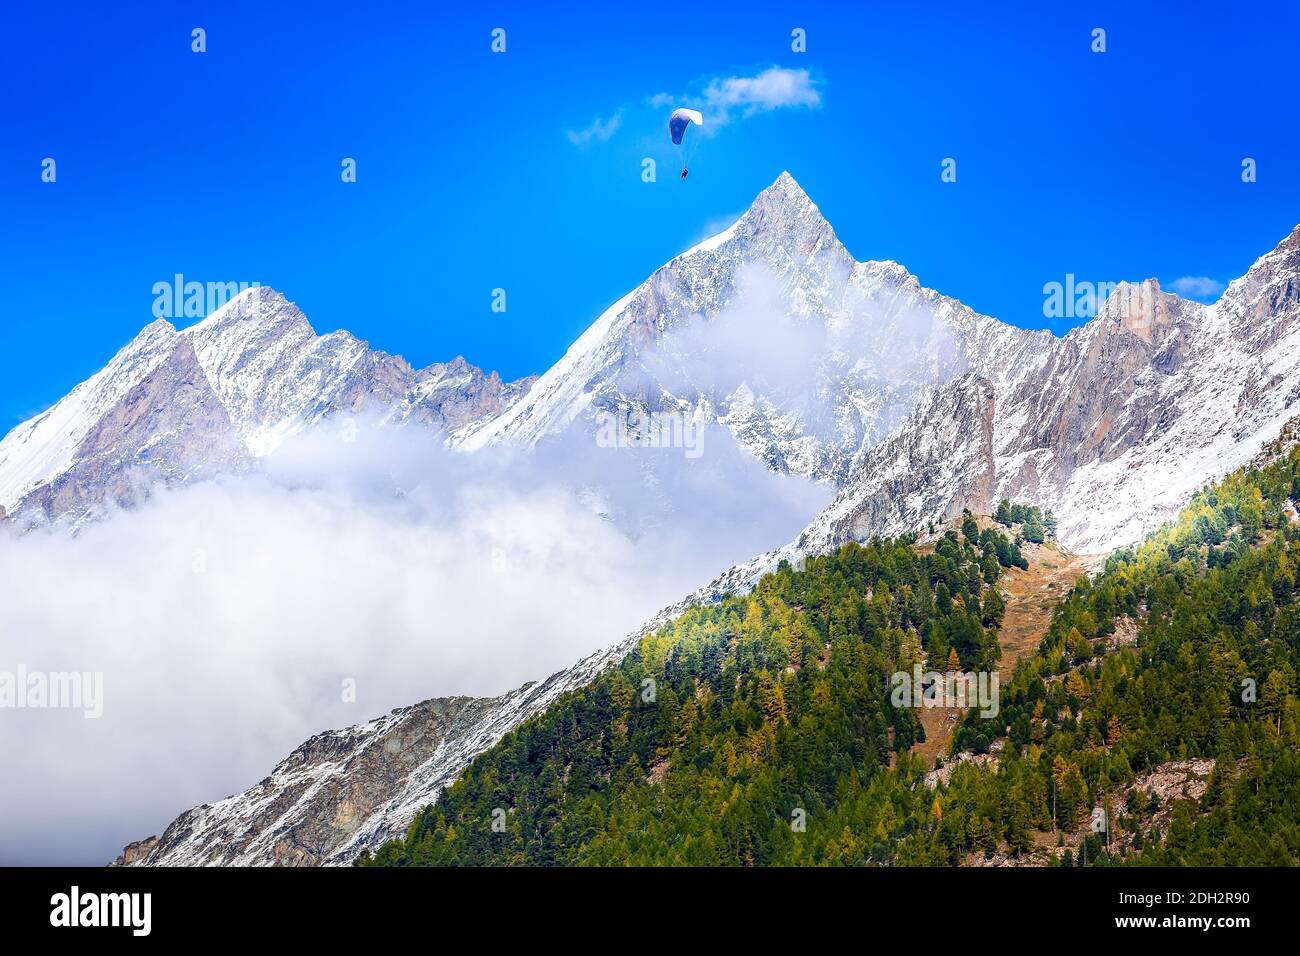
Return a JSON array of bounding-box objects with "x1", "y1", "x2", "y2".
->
[{"x1": 910, "y1": 518, "x2": 1098, "y2": 768}]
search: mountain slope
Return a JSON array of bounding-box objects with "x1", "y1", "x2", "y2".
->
[
  {"x1": 0, "y1": 319, "x2": 182, "y2": 513},
  {"x1": 362, "y1": 443, "x2": 1300, "y2": 867},
  {"x1": 11, "y1": 336, "x2": 248, "y2": 524}
]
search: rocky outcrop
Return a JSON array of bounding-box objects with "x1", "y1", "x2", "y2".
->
[
  {"x1": 411, "y1": 357, "x2": 538, "y2": 434},
  {"x1": 114, "y1": 837, "x2": 159, "y2": 866},
  {"x1": 114, "y1": 696, "x2": 483, "y2": 866},
  {"x1": 114, "y1": 640, "x2": 626, "y2": 867},
  {"x1": 808, "y1": 373, "x2": 996, "y2": 547},
  {"x1": 964, "y1": 758, "x2": 1216, "y2": 867}
]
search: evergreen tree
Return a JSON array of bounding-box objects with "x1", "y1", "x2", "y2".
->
[{"x1": 996, "y1": 499, "x2": 1013, "y2": 525}]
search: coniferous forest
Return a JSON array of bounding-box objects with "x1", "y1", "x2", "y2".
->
[{"x1": 362, "y1": 447, "x2": 1300, "y2": 867}]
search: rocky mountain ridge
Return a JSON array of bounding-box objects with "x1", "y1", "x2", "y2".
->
[{"x1": 0, "y1": 288, "x2": 535, "y2": 525}]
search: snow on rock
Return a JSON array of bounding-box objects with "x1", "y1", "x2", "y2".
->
[
  {"x1": 0, "y1": 319, "x2": 181, "y2": 511},
  {"x1": 113, "y1": 639, "x2": 627, "y2": 866}
]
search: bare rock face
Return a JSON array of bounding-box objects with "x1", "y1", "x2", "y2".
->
[
  {"x1": 14, "y1": 338, "x2": 248, "y2": 523},
  {"x1": 114, "y1": 696, "x2": 480, "y2": 866},
  {"x1": 963, "y1": 758, "x2": 1216, "y2": 867},
  {"x1": 411, "y1": 357, "x2": 539, "y2": 433},
  {"x1": 114, "y1": 837, "x2": 159, "y2": 866},
  {"x1": 821, "y1": 373, "x2": 996, "y2": 547}
]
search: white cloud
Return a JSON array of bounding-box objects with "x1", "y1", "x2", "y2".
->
[
  {"x1": 652, "y1": 66, "x2": 823, "y2": 129},
  {"x1": 0, "y1": 417, "x2": 828, "y2": 864},
  {"x1": 629, "y1": 259, "x2": 949, "y2": 399},
  {"x1": 566, "y1": 110, "x2": 623, "y2": 147},
  {"x1": 1167, "y1": 275, "x2": 1225, "y2": 301},
  {"x1": 703, "y1": 66, "x2": 822, "y2": 120}
]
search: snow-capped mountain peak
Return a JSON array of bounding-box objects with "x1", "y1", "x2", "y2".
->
[{"x1": 0, "y1": 286, "x2": 534, "y2": 522}]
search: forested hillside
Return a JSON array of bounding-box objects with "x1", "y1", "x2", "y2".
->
[{"x1": 362, "y1": 449, "x2": 1300, "y2": 867}]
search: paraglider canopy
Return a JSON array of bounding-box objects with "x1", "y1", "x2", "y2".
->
[
  {"x1": 669, "y1": 108, "x2": 704, "y2": 178},
  {"x1": 668, "y1": 108, "x2": 704, "y2": 145}
]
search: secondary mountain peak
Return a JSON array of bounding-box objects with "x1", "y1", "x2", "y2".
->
[
  {"x1": 188, "y1": 285, "x2": 313, "y2": 340},
  {"x1": 1276, "y1": 221, "x2": 1300, "y2": 252}
]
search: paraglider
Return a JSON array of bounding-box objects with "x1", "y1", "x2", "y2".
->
[{"x1": 668, "y1": 108, "x2": 703, "y2": 179}]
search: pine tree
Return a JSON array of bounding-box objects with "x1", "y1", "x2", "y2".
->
[
  {"x1": 1051, "y1": 756, "x2": 1070, "y2": 829},
  {"x1": 981, "y1": 586, "x2": 1005, "y2": 627}
]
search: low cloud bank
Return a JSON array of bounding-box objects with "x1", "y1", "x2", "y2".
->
[{"x1": 0, "y1": 417, "x2": 827, "y2": 864}]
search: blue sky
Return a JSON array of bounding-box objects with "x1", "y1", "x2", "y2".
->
[{"x1": 2, "y1": 0, "x2": 1297, "y2": 427}]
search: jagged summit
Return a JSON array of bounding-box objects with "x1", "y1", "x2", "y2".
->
[
  {"x1": 742, "y1": 170, "x2": 836, "y2": 242},
  {"x1": 671, "y1": 171, "x2": 834, "y2": 265},
  {"x1": 758, "y1": 170, "x2": 814, "y2": 206},
  {"x1": 138, "y1": 316, "x2": 179, "y2": 338}
]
